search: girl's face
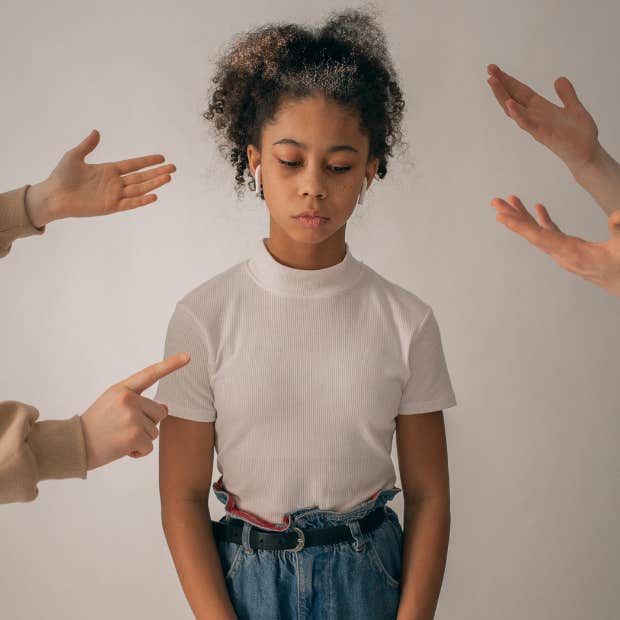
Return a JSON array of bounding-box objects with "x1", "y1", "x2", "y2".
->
[{"x1": 247, "y1": 94, "x2": 379, "y2": 248}]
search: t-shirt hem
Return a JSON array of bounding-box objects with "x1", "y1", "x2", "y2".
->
[
  {"x1": 159, "y1": 402, "x2": 217, "y2": 423},
  {"x1": 397, "y1": 394, "x2": 457, "y2": 415}
]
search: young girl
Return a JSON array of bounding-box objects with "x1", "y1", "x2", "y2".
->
[{"x1": 156, "y1": 7, "x2": 457, "y2": 620}]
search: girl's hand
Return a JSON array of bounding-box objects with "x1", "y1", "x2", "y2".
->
[
  {"x1": 491, "y1": 195, "x2": 620, "y2": 298},
  {"x1": 41, "y1": 129, "x2": 177, "y2": 222},
  {"x1": 486, "y1": 64, "x2": 600, "y2": 178}
]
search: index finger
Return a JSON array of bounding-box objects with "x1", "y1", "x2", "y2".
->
[
  {"x1": 487, "y1": 64, "x2": 537, "y2": 107},
  {"x1": 497, "y1": 212, "x2": 565, "y2": 255},
  {"x1": 120, "y1": 352, "x2": 190, "y2": 394}
]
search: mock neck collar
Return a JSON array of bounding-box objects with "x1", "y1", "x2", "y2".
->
[{"x1": 246, "y1": 237, "x2": 365, "y2": 298}]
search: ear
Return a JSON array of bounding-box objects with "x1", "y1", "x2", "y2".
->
[
  {"x1": 365, "y1": 157, "x2": 380, "y2": 190},
  {"x1": 247, "y1": 144, "x2": 261, "y2": 177}
]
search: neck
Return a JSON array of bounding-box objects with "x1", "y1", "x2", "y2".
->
[{"x1": 266, "y1": 223, "x2": 347, "y2": 270}]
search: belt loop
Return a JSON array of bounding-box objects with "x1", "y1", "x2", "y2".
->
[
  {"x1": 241, "y1": 521, "x2": 255, "y2": 554},
  {"x1": 346, "y1": 518, "x2": 365, "y2": 552}
]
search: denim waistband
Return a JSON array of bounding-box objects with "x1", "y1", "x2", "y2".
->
[{"x1": 212, "y1": 475, "x2": 402, "y2": 532}]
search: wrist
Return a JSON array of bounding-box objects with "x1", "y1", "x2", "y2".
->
[
  {"x1": 570, "y1": 142, "x2": 615, "y2": 186},
  {"x1": 24, "y1": 178, "x2": 60, "y2": 227}
]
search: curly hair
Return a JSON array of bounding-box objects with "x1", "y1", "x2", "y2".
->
[{"x1": 202, "y1": 4, "x2": 407, "y2": 200}]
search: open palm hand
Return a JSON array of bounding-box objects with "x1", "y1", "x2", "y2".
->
[
  {"x1": 491, "y1": 195, "x2": 620, "y2": 297},
  {"x1": 45, "y1": 129, "x2": 176, "y2": 220},
  {"x1": 487, "y1": 64, "x2": 600, "y2": 177}
]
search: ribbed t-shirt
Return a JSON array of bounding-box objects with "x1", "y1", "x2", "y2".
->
[{"x1": 154, "y1": 237, "x2": 457, "y2": 525}]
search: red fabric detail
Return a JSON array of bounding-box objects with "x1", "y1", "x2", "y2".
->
[
  {"x1": 212, "y1": 477, "x2": 400, "y2": 530},
  {"x1": 213, "y1": 476, "x2": 291, "y2": 531}
]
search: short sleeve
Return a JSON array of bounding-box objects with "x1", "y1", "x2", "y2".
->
[
  {"x1": 154, "y1": 303, "x2": 217, "y2": 422},
  {"x1": 398, "y1": 308, "x2": 457, "y2": 415}
]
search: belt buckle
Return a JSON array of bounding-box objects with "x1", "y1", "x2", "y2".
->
[{"x1": 290, "y1": 526, "x2": 305, "y2": 552}]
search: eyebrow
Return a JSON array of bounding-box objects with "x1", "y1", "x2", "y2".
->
[{"x1": 272, "y1": 138, "x2": 359, "y2": 154}]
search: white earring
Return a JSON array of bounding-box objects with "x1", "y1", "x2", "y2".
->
[
  {"x1": 358, "y1": 177, "x2": 367, "y2": 205},
  {"x1": 254, "y1": 164, "x2": 262, "y2": 198}
]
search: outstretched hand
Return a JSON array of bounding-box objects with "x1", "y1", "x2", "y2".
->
[
  {"x1": 44, "y1": 129, "x2": 177, "y2": 221},
  {"x1": 491, "y1": 195, "x2": 620, "y2": 297},
  {"x1": 486, "y1": 64, "x2": 600, "y2": 176}
]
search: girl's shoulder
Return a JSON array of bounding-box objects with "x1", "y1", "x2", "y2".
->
[
  {"x1": 175, "y1": 258, "x2": 248, "y2": 318},
  {"x1": 359, "y1": 262, "x2": 433, "y2": 325}
]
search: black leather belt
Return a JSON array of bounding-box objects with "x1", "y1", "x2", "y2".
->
[{"x1": 211, "y1": 505, "x2": 386, "y2": 552}]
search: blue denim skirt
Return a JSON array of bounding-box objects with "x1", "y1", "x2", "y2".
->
[{"x1": 212, "y1": 480, "x2": 403, "y2": 620}]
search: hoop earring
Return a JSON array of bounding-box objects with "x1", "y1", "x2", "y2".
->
[
  {"x1": 357, "y1": 177, "x2": 367, "y2": 205},
  {"x1": 254, "y1": 164, "x2": 262, "y2": 199}
]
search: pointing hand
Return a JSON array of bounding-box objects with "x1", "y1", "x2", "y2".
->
[{"x1": 79, "y1": 352, "x2": 190, "y2": 470}]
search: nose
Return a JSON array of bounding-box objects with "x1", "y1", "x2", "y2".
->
[{"x1": 299, "y1": 165, "x2": 328, "y2": 199}]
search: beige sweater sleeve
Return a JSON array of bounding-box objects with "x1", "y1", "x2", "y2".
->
[
  {"x1": 1, "y1": 184, "x2": 88, "y2": 504},
  {"x1": 0, "y1": 184, "x2": 46, "y2": 258},
  {"x1": 0, "y1": 401, "x2": 88, "y2": 503}
]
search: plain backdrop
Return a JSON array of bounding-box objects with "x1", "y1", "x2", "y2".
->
[{"x1": 1, "y1": 1, "x2": 619, "y2": 619}]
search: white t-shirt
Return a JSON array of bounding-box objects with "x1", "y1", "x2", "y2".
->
[{"x1": 155, "y1": 237, "x2": 457, "y2": 525}]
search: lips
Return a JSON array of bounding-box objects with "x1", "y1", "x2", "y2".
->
[
  {"x1": 294, "y1": 213, "x2": 329, "y2": 219},
  {"x1": 295, "y1": 214, "x2": 330, "y2": 228}
]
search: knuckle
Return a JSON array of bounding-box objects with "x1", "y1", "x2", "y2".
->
[
  {"x1": 131, "y1": 427, "x2": 144, "y2": 443},
  {"x1": 125, "y1": 407, "x2": 139, "y2": 426},
  {"x1": 118, "y1": 389, "x2": 132, "y2": 407}
]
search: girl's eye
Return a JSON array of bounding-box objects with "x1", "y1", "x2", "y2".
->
[{"x1": 278, "y1": 159, "x2": 351, "y2": 173}]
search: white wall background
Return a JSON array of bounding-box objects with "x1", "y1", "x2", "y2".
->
[{"x1": 1, "y1": 1, "x2": 618, "y2": 618}]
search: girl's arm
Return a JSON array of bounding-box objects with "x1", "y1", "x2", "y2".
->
[
  {"x1": 395, "y1": 411, "x2": 451, "y2": 620},
  {"x1": 159, "y1": 415, "x2": 237, "y2": 620}
]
